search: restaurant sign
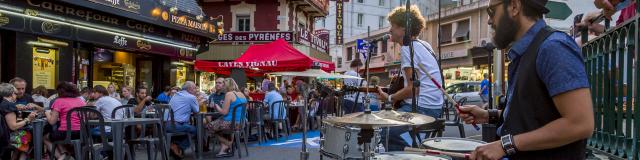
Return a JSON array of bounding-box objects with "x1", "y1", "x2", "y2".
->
[
  {"x1": 442, "y1": 49, "x2": 468, "y2": 59},
  {"x1": 88, "y1": 0, "x2": 141, "y2": 13},
  {"x1": 217, "y1": 61, "x2": 279, "y2": 68},
  {"x1": 298, "y1": 29, "x2": 329, "y2": 53},
  {"x1": 216, "y1": 32, "x2": 294, "y2": 42}
]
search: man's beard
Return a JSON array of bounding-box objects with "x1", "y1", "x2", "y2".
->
[{"x1": 492, "y1": 12, "x2": 519, "y2": 49}]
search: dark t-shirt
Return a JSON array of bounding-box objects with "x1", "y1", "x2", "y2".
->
[
  {"x1": 15, "y1": 94, "x2": 34, "y2": 105},
  {"x1": 127, "y1": 98, "x2": 152, "y2": 107},
  {"x1": 208, "y1": 92, "x2": 225, "y2": 107},
  {"x1": 0, "y1": 100, "x2": 18, "y2": 150}
]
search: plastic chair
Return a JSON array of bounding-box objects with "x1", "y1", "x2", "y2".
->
[
  {"x1": 220, "y1": 103, "x2": 249, "y2": 158},
  {"x1": 246, "y1": 101, "x2": 266, "y2": 144},
  {"x1": 154, "y1": 104, "x2": 196, "y2": 159},
  {"x1": 269, "y1": 100, "x2": 291, "y2": 141},
  {"x1": 112, "y1": 105, "x2": 163, "y2": 160},
  {"x1": 51, "y1": 106, "x2": 133, "y2": 160}
]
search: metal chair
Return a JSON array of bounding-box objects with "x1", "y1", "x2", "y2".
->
[
  {"x1": 112, "y1": 105, "x2": 163, "y2": 160},
  {"x1": 269, "y1": 100, "x2": 291, "y2": 141},
  {"x1": 444, "y1": 97, "x2": 468, "y2": 138},
  {"x1": 153, "y1": 104, "x2": 196, "y2": 159},
  {"x1": 246, "y1": 101, "x2": 266, "y2": 144}
]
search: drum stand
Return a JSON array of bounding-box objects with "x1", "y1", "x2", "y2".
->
[{"x1": 358, "y1": 108, "x2": 374, "y2": 160}]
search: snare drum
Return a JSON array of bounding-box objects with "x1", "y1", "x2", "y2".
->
[
  {"x1": 422, "y1": 137, "x2": 486, "y2": 153},
  {"x1": 373, "y1": 152, "x2": 452, "y2": 160},
  {"x1": 320, "y1": 120, "x2": 381, "y2": 159}
]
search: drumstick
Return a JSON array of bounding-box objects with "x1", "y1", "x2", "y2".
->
[
  {"x1": 417, "y1": 63, "x2": 481, "y2": 130},
  {"x1": 404, "y1": 147, "x2": 470, "y2": 159}
]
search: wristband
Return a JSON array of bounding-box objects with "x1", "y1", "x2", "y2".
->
[
  {"x1": 488, "y1": 109, "x2": 500, "y2": 124},
  {"x1": 501, "y1": 134, "x2": 517, "y2": 156},
  {"x1": 388, "y1": 94, "x2": 393, "y2": 103}
]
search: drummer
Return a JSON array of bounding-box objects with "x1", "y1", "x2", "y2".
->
[
  {"x1": 376, "y1": 5, "x2": 444, "y2": 151},
  {"x1": 458, "y1": 0, "x2": 593, "y2": 159}
]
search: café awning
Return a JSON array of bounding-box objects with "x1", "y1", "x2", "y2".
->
[{"x1": 195, "y1": 38, "x2": 335, "y2": 74}]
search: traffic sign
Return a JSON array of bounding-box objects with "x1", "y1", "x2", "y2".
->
[
  {"x1": 356, "y1": 39, "x2": 370, "y2": 58},
  {"x1": 546, "y1": 1, "x2": 573, "y2": 20}
]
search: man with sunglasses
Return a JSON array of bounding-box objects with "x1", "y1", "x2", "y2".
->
[{"x1": 458, "y1": 0, "x2": 594, "y2": 159}]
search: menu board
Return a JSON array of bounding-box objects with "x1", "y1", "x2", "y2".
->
[{"x1": 32, "y1": 47, "x2": 57, "y2": 89}]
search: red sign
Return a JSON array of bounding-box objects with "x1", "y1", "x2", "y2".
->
[
  {"x1": 298, "y1": 29, "x2": 329, "y2": 53},
  {"x1": 216, "y1": 32, "x2": 294, "y2": 42}
]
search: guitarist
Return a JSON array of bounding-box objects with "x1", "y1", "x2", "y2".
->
[
  {"x1": 343, "y1": 59, "x2": 365, "y2": 114},
  {"x1": 376, "y1": 5, "x2": 444, "y2": 151}
]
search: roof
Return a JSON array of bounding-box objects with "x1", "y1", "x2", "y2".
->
[{"x1": 161, "y1": 0, "x2": 204, "y2": 16}]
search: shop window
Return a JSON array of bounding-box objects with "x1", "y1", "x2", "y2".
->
[
  {"x1": 379, "y1": 0, "x2": 385, "y2": 6},
  {"x1": 378, "y1": 16, "x2": 385, "y2": 28},
  {"x1": 237, "y1": 15, "x2": 251, "y2": 31},
  {"x1": 91, "y1": 49, "x2": 135, "y2": 89},
  {"x1": 347, "y1": 47, "x2": 353, "y2": 61},
  {"x1": 357, "y1": 13, "x2": 364, "y2": 27},
  {"x1": 440, "y1": 24, "x2": 452, "y2": 44},
  {"x1": 454, "y1": 19, "x2": 470, "y2": 42},
  {"x1": 358, "y1": 0, "x2": 364, "y2": 3},
  {"x1": 337, "y1": 57, "x2": 343, "y2": 68}
]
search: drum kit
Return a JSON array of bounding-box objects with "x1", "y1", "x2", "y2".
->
[{"x1": 319, "y1": 105, "x2": 485, "y2": 160}]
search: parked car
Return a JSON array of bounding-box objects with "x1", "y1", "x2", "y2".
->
[{"x1": 445, "y1": 82, "x2": 484, "y2": 106}]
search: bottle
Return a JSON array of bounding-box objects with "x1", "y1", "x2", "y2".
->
[{"x1": 376, "y1": 143, "x2": 385, "y2": 153}]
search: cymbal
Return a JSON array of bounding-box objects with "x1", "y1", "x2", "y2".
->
[
  {"x1": 373, "y1": 110, "x2": 436, "y2": 126},
  {"x1": 325, "y1": 112, "x2": 411, "y2": 128}
]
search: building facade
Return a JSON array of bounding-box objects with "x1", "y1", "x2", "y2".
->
[
  {"x1": 196, "y1": 0, "x2": 330, "y2": 90},
  {"x1": 0, "y1": 0, "x2": 221, "y2": 96},
  {"x1": 198, "y1": 0, "x2": 330, "y2": 61},
  {"x1": 314, "y1": 0, "x2": 439, "y2": 74},
  {"x1": 422, "y1": 0, "x2": 492, "y2": 85}
]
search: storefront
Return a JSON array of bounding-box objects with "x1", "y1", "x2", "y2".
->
[{"x1": 0, "y1": 0, "x2": 221, "y2": 96}]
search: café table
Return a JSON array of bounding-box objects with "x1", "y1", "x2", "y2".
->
[
  {"x1": 32, "y1": 119, "x2": 46, "y2": 160},
  {"x1": 194, "y1": 112, "x2": 224, "y2": 159},
  {"x1": 88, "y1": 118, "x2": 168, "y2": 160}
]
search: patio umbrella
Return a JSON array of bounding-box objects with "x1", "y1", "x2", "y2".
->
[{"x1": 269, "y1": 69, "x2": 362, "y2": 79}]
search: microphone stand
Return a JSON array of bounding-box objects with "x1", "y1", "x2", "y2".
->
[
  {"x1": 402, "y1": 0, "x2": 421, "y2": 148},
  {"x1": 300, "y1": 84, "x2": 312, "y2": 160}
]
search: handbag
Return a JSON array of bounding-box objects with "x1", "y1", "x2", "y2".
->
[{"x1": 10, "y1": 129, "x2": 32, "y2": 152}]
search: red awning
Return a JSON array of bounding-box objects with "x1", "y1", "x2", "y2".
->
[{"x1": 195, "y1": 39, "x2": 335, "y2": 74}]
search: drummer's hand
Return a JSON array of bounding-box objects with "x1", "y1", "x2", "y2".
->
[
  {"x1": 458, "y1": 105, "x2": 489, "y2": 124},
  {"x1": 470, "y1": 141, "x2": 505, "y2": 160},
  {"x1": 144, "y1": 96, "x2": 153, "y2": 101},
  {"x1": 376, "y1": 87, "x2": 389, "y2": 101}
]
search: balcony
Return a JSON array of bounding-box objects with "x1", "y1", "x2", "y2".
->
[{"x1": 291, "y1": 0, "x2": 329, "y2": 17}]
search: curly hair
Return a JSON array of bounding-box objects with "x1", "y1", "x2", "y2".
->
[{"x1": 387, "y1": 5, "x2": 426, "y2": 37}]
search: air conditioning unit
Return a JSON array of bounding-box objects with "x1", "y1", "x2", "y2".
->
[{"x1": 478, "y1": 38, "x2": 491, "y2": 47}]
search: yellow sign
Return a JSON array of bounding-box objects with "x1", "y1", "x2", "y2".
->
[{"x1": 32, "y1": 47, "x2": 57, "y2": 89}]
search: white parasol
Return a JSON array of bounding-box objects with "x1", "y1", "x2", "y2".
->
[{"x1": 269, "y1": 69, "x2": 362, "y2": 79}]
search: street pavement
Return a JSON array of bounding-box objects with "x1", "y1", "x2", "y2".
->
[{"x1": 132, "y1": 122, "x2": 483, "y2": 160}]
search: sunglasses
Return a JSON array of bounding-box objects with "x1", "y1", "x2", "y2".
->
[{"x1": 486, "y1": 1, "x2": 504, "y2": 18}]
